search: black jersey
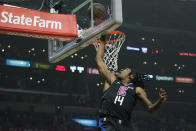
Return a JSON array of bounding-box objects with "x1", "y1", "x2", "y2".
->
[{"x1": 99, "y1": 80, "x2": 138, "y2": 121}]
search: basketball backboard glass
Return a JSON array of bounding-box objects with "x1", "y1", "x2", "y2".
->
[{"x1": 48, "y1": 0, "x2": 123, "y2": 63}]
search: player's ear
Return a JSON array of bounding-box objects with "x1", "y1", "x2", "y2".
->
[{"x1": 130, "y1": 74, "x2": 134, "y2": 80}]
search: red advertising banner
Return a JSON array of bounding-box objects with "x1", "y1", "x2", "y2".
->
[
  {"x1": 176, "y1": 77, "x2": 194, "y2": 83},
  {"x1": 0, "y1": 5, "x2": 78, "y2": 41},
  {"x1": 179, "y1": 52, "x2": 196, "y2": 57}
]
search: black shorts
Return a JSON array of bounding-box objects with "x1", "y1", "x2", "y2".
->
[{"x1": 98, "y1": 117, "x2": 132, "y2": 131}]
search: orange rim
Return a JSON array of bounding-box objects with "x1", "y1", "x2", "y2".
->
[{"x1": 92, "y1": 31, "x2": 125, "y2": 45}]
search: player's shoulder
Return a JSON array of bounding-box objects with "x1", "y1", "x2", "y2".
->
[{"x1": 110, "y1": 79, "x2": 121, "y2": 85}]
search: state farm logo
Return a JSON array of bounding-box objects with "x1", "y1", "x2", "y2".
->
[{"x1": 0, "y1": 11, "x2": 62, "y2": 30}]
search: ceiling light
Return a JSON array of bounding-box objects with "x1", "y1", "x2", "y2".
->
[
  {"x1": 29, "y1": 77, "x2": 32, "y2": 80},
  {"x1": 143, "y1": 61, "x2": 147, "y2": 64}
]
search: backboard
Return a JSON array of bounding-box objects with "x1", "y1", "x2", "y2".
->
[{"x1": 48, "y1": 0, "x2": 123, "y2": 63}]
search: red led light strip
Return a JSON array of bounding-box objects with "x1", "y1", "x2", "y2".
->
[{"x1": 179, "y1": 53, "x2": 196, "y2": 57}]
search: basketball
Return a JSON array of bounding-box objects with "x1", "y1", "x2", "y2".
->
[{"x1": 88, "y1": 3, "x2": 106, "y2": 20}]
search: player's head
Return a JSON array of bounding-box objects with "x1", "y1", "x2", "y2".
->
[{"x1": 117, "y1": 68, "x2": 134, "y2": 82}]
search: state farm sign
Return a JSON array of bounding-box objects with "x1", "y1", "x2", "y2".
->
[
  {"x1": 1, "y1": 11, "x2": 62, "y2": 30},
  {"x1": 0, "y1": 5, "x2": 78, "y2": 41}
]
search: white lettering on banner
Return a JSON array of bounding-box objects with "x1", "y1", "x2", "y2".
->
[
  {"x1": 1, "y1": 11, "x2": 8, "y2": 23},
  {"x1": 156, "y1": 75, "x2": 174, "y2": 81},
  {"x1": 0, "y1": 11, "x2": 62, "y2": 30}
]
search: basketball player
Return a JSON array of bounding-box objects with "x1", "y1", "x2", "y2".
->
[{"x1": 96, "y1": 35, "x2": 167, "y2": 131}]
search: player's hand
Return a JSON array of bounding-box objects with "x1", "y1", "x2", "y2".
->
[
  {"x1": 159, "y1": 88, "x2": 167, "y2": 103},
  {"x1": 100, "y1": 34, "x2": 109, "y2": 42}
]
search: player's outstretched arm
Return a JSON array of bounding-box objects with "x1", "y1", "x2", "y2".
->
[
  {"x1": 96, "y1": 35, "x2": 116, "y2": 85},
  {"x1": 136, "y1": 87, "x2": 167, "y2": 114},
  {"x1": 103, "y1": 80, "x2": 110, "y2": 92}
]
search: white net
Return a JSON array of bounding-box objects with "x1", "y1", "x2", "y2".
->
[{"x1": 93, "y1": 31, "x2": 125, "y2": 72}]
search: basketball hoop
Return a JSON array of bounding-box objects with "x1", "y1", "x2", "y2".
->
[{"x1": 93, "y1": 31, "x2": 125, "y2": 72}]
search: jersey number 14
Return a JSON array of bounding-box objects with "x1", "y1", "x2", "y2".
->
[
  {"x1": 114, "y1": 96, "x2": 124, "y2": 106},
  {"x1": 114, "y1": 86, "x2": 128, "y2": 106}
]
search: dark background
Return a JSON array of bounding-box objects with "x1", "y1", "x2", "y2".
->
[{"x1": 0, "y1": 0, "x2": 195, "y2": 130}]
